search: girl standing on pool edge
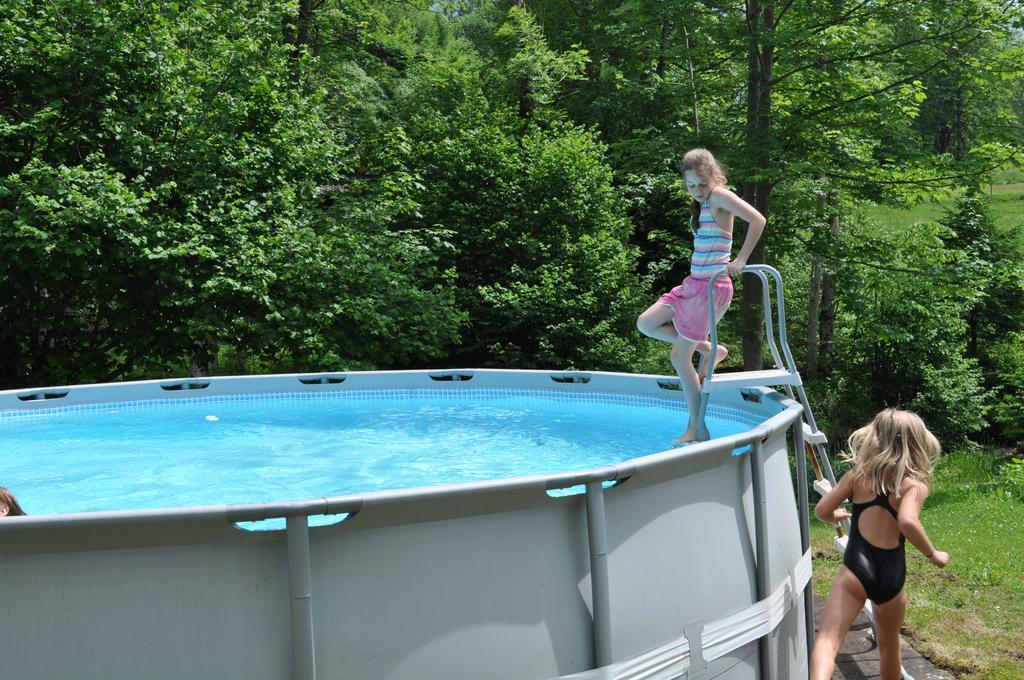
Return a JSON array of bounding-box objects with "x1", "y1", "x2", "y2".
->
[
  {"x1": 636, "y1": 148, "x2": 766, "y2": 444},
  {"x1": 811, "y1": 409, "x2": 948, "y2": 680}
]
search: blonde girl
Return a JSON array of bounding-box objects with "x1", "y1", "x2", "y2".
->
[
  {"x1": 811, "y1": 409, "x2": 949, "y2": 680},
  {"x1": 636, "y1": 148, "x2": 766, "y2": 444}
]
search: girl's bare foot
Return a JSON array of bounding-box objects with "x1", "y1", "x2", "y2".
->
[
  {"x1": 673, "y1": 429, "x2": 698, "y2": 446},
  {"x1": 698, "y1": 345, "x2": 729, "y2": 385}
]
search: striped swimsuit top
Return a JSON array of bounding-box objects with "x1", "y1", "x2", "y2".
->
[{"x1": 690, "y1": 195, "x2": 733, "y2": 279}]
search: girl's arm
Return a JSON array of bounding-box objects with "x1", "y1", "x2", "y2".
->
[
  {"x1": 897, "y1": 479, "x2": 949, "y2": 567},
  {"x1": 814, "y1": 471, "x2": 854, "y2": 524},
  {"x1": 712, "y1": 188, "x2": 767, "y2": 274}
]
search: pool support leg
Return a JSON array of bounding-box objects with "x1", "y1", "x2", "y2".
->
[
  {"x1": 792, "y1": 420, "x2": 815, "y2": 666},
  {"x1": 585, "y1": 481, "x2": 613, "y2": 668},
  {"x1": 287, "y1": 515, "x2": 317, "y2": 680},
  {"x1": 751, "y1": 440, "x2": 776, "y2": 680}
]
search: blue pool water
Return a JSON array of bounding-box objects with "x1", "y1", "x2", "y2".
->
[{"x1": 0, "y1": 390, "x2": 760, "y2": 520}]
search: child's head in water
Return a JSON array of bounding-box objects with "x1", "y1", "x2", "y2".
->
[
  {"x1": 0, "y1": 486, "x2": 26, "y2": 516},
  {"x1": 844, "y1": 409, "x2": 941, "y2": 497},
  {"x1": 682, "y1": 148, "x2": 728, "y2": 228}
]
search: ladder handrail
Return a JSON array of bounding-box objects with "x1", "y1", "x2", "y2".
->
[
  {"x1": 704, "y1": 263, "x2": 828, "y2": 441},
  {"x1": 759, "y1": 271, "x2": 784, "y2": 369},
  {"x1": 705, "y1": 264, "x2": 798, "y2": 384}
]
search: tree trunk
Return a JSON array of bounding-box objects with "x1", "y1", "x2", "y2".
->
[
  {"x1": 741, "y1": 0, "x2": 774, "y2": 371},
  {"x1": 282, "y1": 0, "x2": 312, "y2": 66},
  {"x1": 683, "y1": 25, "x2": 700, "y2": 135},
  {"x1": 656, "y1": 16, "x2": 671, "y2": 80},
  {"x1": 579, "y1": 0, "x2": 599, "y2": 84},
  {"x1": 517, "y1": 76, "x2": 534, "y2": 118},
  {"x1": 818, "y1": 202, "x2": 840, "y2": 376},
  {"x1": 953, "y1": 84, "x2": 966, "y2": 161},
  {"x1": 189, "y1": 340, "x2": 215, "y2": 378},
  {"x1": 507, "y1": 1, "x2": 533, "y2": 116},
  {"x1": 968, "y1": 308, "x2": 979, "y2": 357},
  {"x1": 296, "y1": 0, "x2": 311, "y2": 49},
  {"x1": 806, "y1": 187, "x2": 830, "y2": 379},
  {"x1": 740, "y1": 224, "x2": 767, "y2": 370},
  {"x1": 807, "y1": 257, "x2": 822, "y2": 379},
  {"x1": 0, "y1": 330, "x2": 21, "y2": 389}
]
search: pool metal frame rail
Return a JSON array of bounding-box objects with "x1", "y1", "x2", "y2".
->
[
  {"x1": 0, "y1": 397, "x2": 812, "y2": 680},
  {"x1": 282, "y1": 409, "x2": 815, "y2": 680},
  {"x1": 561, "y1": 413, "x2": 812, "y2": 680}
]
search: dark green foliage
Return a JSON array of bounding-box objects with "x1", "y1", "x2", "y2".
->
[
  {"x1": 0, "y1": 0, "x2": 644, "y2": 386},
  {"x1": 0, "y1": 0, "x2": 463, "y2": 385},
  {"x1": 939, "y1": 192, "x2": 1024, "y2": 354},
  {"x1": 938, "y1": 192, "x2": 1024, "y2": 442},
  {"x1": 0, "y1": 158, "x2": 168, "y2": 384},
  {"x1": 393, "y1": 39, "x2": 644, "y2": 370},
  {"x1": 1, "y1": 0, "x2": 1022, "y2": 454},
  {"x1": 991, "y1": 333, "x2": 1024, "y2": 444},
  {"x1": 822, "y1": 217, "x2": 989, "y2": 443}
]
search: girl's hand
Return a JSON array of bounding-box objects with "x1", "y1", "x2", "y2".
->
[
  {"x1": 830, "y1": 507, "x2": 851, "y2": 524},
  {"x1": 928, "y1": 550, "x2": 950, "y2": 568},
  {"x1": 726, "y1": 258, "x2": 747, "y2": 276}
]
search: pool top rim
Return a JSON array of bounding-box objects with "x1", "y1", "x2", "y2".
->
[{"x1": 0, "y1": 369, "x2": 805, "y2": 530}]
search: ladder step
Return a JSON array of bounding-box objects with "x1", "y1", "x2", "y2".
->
[
  {"x1": 812, "y1": 479, "x2": 833, "y2": 496},
  {"x1": 802, "y1": 422, "x2": 828, "y2": 445},
  {"x1": 702, "y1": 369, "x2": 802, "y2": 392}
]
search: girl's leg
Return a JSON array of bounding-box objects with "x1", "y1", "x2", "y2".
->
[
  {"x1": 637, "y1": 303, "x2": 678, "y2": 343},
  {"x1": 810, "y1": 566, "x2": 868, "y2": 680},
  {"x1": 873, "y1": 589, "x2": 908, "y2": 680},
  {"x1": 695, "y1": 341, "x2": 728, "y2": 379},
  {"x1": 669, "y1": 335, "x2": 701, "y2": 443},
  {"x1": 695, "y1": 303, "x2": 731, "y2": 381}
]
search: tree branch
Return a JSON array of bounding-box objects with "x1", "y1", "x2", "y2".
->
[
  {"x1": 817, "y1": 143, "x2": 1024, "y2": 188},
  {"x1": 771, "y1": 18, "x2": 978, "y2": 87},
  {"x1": 782, "y1": 62, "x2": 942, "y2": 133}
]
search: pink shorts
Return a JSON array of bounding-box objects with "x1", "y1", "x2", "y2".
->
[{"x1": 657, "y1": 275, "x2": 734, "y2": 342}]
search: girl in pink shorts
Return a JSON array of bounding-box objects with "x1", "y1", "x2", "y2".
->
[{"x1": 636, "y1": 149, "x2": 766, "y2": 444}]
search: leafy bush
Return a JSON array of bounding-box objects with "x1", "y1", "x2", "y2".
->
[
  {"x1": 395, "y1": 40, "x2": 646, "y2": 371},
  {"x1": 908, "y1": 356, "x2": 989, "y2": 444},
  {"x1": 998, "y1": 458, "x2": 1024, "y2": 500},
  {"x1": 827, "y1": 216, "x2": 989, "y2": 442},
  {"x1": 0, "y1": 0, "x2": 468, "y2": 385},
  {"x1": 990, "y1": 332, "x2": 1024, "y2": 443}
]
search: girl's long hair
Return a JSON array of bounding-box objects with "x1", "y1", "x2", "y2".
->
[
  {"x1": 0, "y1": 486, "x2": 26, "y2": 516},
  {"x1": 842, "y1": 409, "x2": 941, "y2": 496},
  {"x1": 683, "y1": 148, "x2": 727, "y2": 231}
]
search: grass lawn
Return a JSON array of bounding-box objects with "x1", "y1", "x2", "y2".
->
[
  {"x1": 865, "y1": 183, "x2": 1024, "y2": 250},
  {"x1": 809, "y1": 449, "x2": 1024, "y2": 679}
]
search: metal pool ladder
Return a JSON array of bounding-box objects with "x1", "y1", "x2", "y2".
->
[{"x1": 695, "y1": 264, "x2": 914, "y2": 680}]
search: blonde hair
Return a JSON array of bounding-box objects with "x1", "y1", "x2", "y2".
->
[
  {"x1": 843, "y1": 409, "x2": 941, "y2": 497},
  {"x1": 683, "y1": 148, "x2": 728, "y2": 231}
]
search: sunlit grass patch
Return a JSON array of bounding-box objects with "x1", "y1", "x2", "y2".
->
[{"x1": 863, "y1": 184, "x2": 1024, "y2": 250}]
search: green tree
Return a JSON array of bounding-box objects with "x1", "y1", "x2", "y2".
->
[
  {"x1": 394, "y1": 27, "x2": 645, "y2": 370},
  {"x1": 826, "y1": 215, "x2": 988, "y2": 443},
  {"x1": 991, "y1": 332, "x2": 1024, "y2": 443},
  {"x1": 0, "y1": 0, "x2": 463, "y2": 386}
]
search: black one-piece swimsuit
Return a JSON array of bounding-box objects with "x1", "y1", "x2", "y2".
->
[{"x1": 843, "y1": 492, "x2": 906, "y2": 604}]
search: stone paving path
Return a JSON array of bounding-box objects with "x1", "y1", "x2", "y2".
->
[{"x1": 812, "y1": 595, "x2": 955, "y2": 680}]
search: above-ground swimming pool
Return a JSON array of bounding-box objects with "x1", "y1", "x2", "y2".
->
[
  {"x1": 3, "y1": 386, "x2": 760, "y2": 524},
  {"x1": 0, "y1": 369, "x2": 812, "y2": 680}
]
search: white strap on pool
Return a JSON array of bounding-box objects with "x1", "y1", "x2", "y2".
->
[{"x1": 557, "y1": 549, "x2": 813, "y2": 680}]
